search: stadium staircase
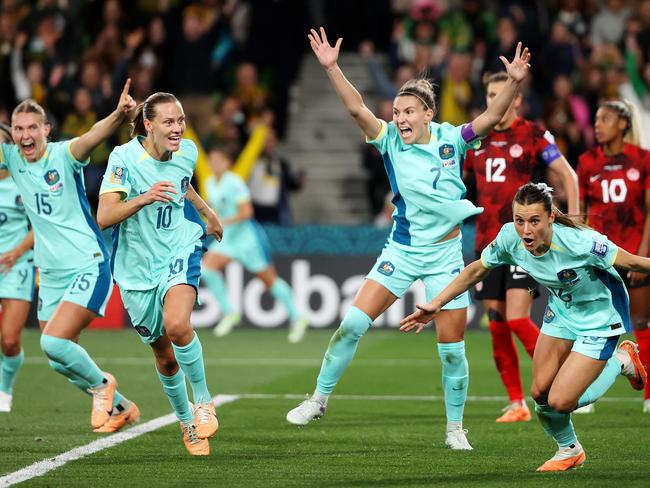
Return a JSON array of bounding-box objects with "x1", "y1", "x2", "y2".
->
[{"x1": 283, "y1": 52, "x2": 376, "y2": 224}]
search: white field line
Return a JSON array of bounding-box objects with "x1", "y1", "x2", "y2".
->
[{"x1": 0, "y1": 395, "x2": 239, "y2": 488}]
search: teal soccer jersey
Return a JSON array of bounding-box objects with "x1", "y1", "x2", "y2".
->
[
  {"x1": 206, "y1": 171, "x2": 252, "y2": 241},
  {"x1": 0, "y1": 176, "x2": 32, "y2": 263},
  {"x1": 481, "y1": 223, "x2": 629, "y2": 336},
  {"x1": 367, "y1": 120, "x2": 483, "y2": 247},
  {"x1": 100, "y1": 137, "x2": 205, "y2": 290},
  {"x1": 0, "y1": 141, "x2": 107, "y2": 270}
]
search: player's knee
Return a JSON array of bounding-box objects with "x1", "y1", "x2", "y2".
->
[
  {"x1": 338, "y1": 306, "x2": 372, "y2": 341},
  {"x1": 548, "y1": 395, "x2": 575, "y2": 414},
  {"x1": 530, "y1": 385, "x2": 548, "y2": 405},
  {"x1": 156, "y1": 354, "x2": 179, "y2": 376},
  {"x1": 163, "y1": 315, "x2": 191, "y2": 342},
  {"x1": 1, "y1": 337, "x2": 20, "y2": 356}
]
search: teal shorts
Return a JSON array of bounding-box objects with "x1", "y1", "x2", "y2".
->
[
  {"x1": 541, "y1": 320, "x2": 621, "y2": 360},
  {"x1": 121, "y1": 244, "x2": 202, "y2": 344},
  {"x1": 208, "y1": 220, "x2": 271, "y2": 273},
  {"x1": 38, "y1": 260, "x2": 112, "y2": 322},
  {"x1": 0, "y1": 259, "x2": 35, "y2": 302},
  {"x1": 366, "y1": 235, "x2": 469, "y2": 310}
]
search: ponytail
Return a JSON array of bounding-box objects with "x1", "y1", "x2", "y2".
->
[{"x1": 129, "y1": 92, "x2": 180, "y2": 138}]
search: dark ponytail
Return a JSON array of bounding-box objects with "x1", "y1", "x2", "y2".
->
[
  {"x1": 513, "y1": 183, "x2": 587, "y2": 229},
  {"x1": 130, "y1": 92, "x2": 180, "y2": 138}
]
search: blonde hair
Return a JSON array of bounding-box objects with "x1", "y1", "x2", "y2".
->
[
  {"x1": 12, "y1": 99, "x2": 47, "y2": 123},
  {"x1": 396, "y1": 78, "x2": 436, "y2": 113}
]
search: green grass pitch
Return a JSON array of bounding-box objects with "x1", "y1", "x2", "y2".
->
[{"x1": 0, "y1": 328, "x2": 647, "y2": 487}]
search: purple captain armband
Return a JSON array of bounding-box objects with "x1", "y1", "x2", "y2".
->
[{"x1": 461, "y1": 123, "x2": 479, "y2": 143}]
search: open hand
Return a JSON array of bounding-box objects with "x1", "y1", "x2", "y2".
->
[
  {"x1": 140, "y1": 181, "x2": 177, "y2": 205},
  {"x1": 308, "y1": 27, "x2": 342, "y2": 70},
  {"x1": 500, "y1": 42, "x2": 531, "y2": 83},
  {"x1": 399, "y1": 301, "x2": 442, "y2": 334}
]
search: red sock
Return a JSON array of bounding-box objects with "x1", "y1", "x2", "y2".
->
[
  {"x1": 633, "y1": 328, "x2": 650, "y2": 399},
  {"x1": 508, "y1": 317, "x2": 540, "y2": 358},
  {"x1": 489, "y1": 320, "x2": 523, "y2": 402}
]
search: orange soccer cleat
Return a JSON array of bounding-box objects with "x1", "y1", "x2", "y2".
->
[
  {"x1": 536, "y1": 444, "x2": 586, "y2": 472},
  {"x1": 94, "y1": 401, "x2": 141, "y2": 433},
  {"x1": 89, "y1": 373, "x2": 117, "y2": 429},
  {"x1": 180, "y1": 422, "x2": 210, "y2": 456},
  {"x1": 496, "y1": 404, "x2": 532, "y2": 423},
  {"x1": 194, "y1": 402, "x2": 219, "y2": 439},
  {"x1": 617, "y1": 341, "x2": 648, "y2": 391}
]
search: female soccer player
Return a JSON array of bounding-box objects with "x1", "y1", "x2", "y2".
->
[
  {"x1": 97, "y1": 92, "x2": 223, "y2": 456},
  {"x1": 464, "y1": 72, "x2": 579, "y2": 422},
  {"x1": 286, "y1": 26, "x2": 531, "y2": 450},
  {"x1": 401, "y1": 182, "x2": 647, "y2": 471},
  {"x1": 577, "y1": 100, "x2": 650, "y2": 413},
  {"x1": 0, "y1": 86, "x2": 138, "y2": 431},
  {"x1": 202, "y1": 147, "x2": 309, "y2": 343},
  {"x1": 0, "y1": 123, "x2": 34, "y2": 413}
]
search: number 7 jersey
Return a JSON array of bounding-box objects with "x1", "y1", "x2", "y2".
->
[
  {"x1": 100, "y1": 137, "x2": 204, "y2": 291},
  {"x1": 0, "y1": 141, "x2": 107, "y2": 271}
]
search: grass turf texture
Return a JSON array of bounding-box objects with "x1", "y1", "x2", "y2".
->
[{"x1": 0, "y1": 329, "x2": 647, "y2": 487}]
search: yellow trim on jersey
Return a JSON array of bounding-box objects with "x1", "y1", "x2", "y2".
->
[
  {"x1": 99, "y1": 186, "x2": 129, "y2": 201},
  {"x1": 366, "y1": 119, "x2": 387, "y2": 143},
  {"x1": 609, "y1": 247, "x2": 619, "y2": 267},
  {"x1": 480, "y1": 254, "x2": 493, "y2": 269}
]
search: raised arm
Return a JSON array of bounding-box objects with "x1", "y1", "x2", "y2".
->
[
  {"x1": 400, "y1": 260, "x2": 491, "y2": 334},
  {"x1": 186, "y1": 185, "x2": 223, "y2": 241},
  {"x1": 613, "y1": 247, "x2": 650, "y2": 274},
  {"x1": 69, "y1": 79, "x2": 136, "y2": 162},
  {"x1": 308, "y1": 27, "x2": 382, "y2": 140},
  {"x1": 548, "y1": 156, "x2": 579, "y2": 215},
  {"x1": 471, "y1": 42, "x2": 531, "y2": 138},
  {"x1": 96, "y1": 181, "x2": 177, "y2": 230}
]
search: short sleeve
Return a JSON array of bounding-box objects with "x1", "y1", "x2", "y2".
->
[
  {"x1": 480, "y1": 224, "x2": 515, "y2": 269},
  {"x1": 64, "y1": 139, "x2": 91, "y2": 172},
  {"x1": 100, "y1": 151, "x2": 131, "y2": 201},
  {"x1": 536, "y1": 129, "x2": 561, "y2": 166},
  {"x1": 365, "y1": 119, "x2": 389, "y2": 154},
  {"x1": 581, "y1": 231, "x2": 618, "y2": 270}
]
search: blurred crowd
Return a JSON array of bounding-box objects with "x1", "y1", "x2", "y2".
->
[{"x1": 0, "y1": 0, "x2": 649, "y2": 223}]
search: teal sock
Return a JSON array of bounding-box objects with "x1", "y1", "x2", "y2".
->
[
  {"x1": 0, "y1": 349, "x2": 24, "y2": 395},
  {"x1": 157, "y1": 368, "x2": 193, "y2": 424},
  {"x1": 270, "y1": 279, "x2": 298, "y2": 321},
  {"x1": 437, "y1": 341, "x2": 469, "y2": 423},
  {"x1": 172, "y1": 333, "x2": 212, "y2": 405},
  {"x1": 577, "y1": 356, "x2": 622, "y2": 408},
  {"x1": 316, "y1": 306, "x2": 372, "y2": 394},
  {"x1": 40, "y1": 335, "x2": 104, "y2": 387},
  {"x1": 535, "y1": 402, "x2": 577, "y2": 447},
  {"x1": 48, "y1": 359, "x2": 92, "y2": 394},
  {"x1": 202, "y1": 268, "x2": 231, "y2": 315}
]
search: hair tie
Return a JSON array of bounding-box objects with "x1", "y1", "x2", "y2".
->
[{"x1": 536, "y1": 183, "x2": 554, "y2": 194}]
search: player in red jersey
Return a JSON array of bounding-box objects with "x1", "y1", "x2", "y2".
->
[
  {"x1": 464, "y1": 72, "x2": 579, "y2": 422},
  {"x1": 578, "y1": 100, "x2": 650, "y2": 413}
]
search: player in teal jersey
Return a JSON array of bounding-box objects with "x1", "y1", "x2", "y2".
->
[
  {"x1": 286, "y1": 26, "x2": 531, "y2": 450},
  {"x1": 401, "y1": 182, "x2": 648, "y2": 471},
  {"x1": 202, "y1": 148, "x2": 309, "y2": 343},
  {"x1": 0, "y1": 84, "x2": 139, "y2": 431},
  {"x1": 0, "y1": 123, "x2": 34, "y2": 413},
  {"x1": 97, "y1": 92, "x2": 224, "y2": 456}
]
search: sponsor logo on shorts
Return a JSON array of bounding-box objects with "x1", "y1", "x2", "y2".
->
[
  {"x1": 581, "y1": 336, "x2": 603, "y2": 346},
  {"x1": 439, "y1": 144, "x2": 455, "y2": 159},
  {"x1": 377, "y1": 261, "x2": 395, "y2": 276},
  {"x1": 134, "y1": 325, "x2": 152, "y2": 337},
  {"x1": 543, "y1": 306, "x2": 555, "y2": 323},
  {"x1": 590, "y1": 240, "x2": 609, "y2": 258},
  {"x1": 556, "y1": 268, "x2": 580, "y2": 286}
]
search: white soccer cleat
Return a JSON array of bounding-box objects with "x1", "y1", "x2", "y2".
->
[
  {"x1": 444, "y1": 427, "x2": 473, "y2": 450},
  {"x1": 643, "y1": 399, "x2": 650, "y2": 413},
  {"x1": 286, "y1": 396, "x2": 326, "y2": 425},
  {"x1": 573, "y1": 403, "x2": 595, "y2": 414},
  {"x1": 0, "y1": 391, "x2": 12, "y2": 413},
  {"x1": 288, "y1": 317, "x2": 309, "y2": 344},
  {"x1": 213, "y1": 312, "x2": 242, "y2": 337}
]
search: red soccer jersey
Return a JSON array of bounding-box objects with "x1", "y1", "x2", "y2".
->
[
  {"x1": 465, "y1": 117, "x2": 561, "y2": 252},
  {"x1": 577, "y1": 144, "x2": 650, "y2": 254}
]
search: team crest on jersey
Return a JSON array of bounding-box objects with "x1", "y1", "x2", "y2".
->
[
  {"x1": 626, "y1": 168, "x2": 640, "y2": 181},
  {"x1": 377, "y1": 261, "x2": 395, "y2": 276},
  {"x1": 180, "y1": 176, "x2": 190, "y2": 193},
  {"x1": 509, "y1": 144, "x2": 523, "y2": 158},
  {"x1": 44, "y1": 169, "x2": 60, "y2": 185},
  {"x1": 439, "y1": 144, "x2": 455, "y2": 159},
  {"x1": 109, "y1": 165, "x2": 127, "y2": 185},
  {"x1": 543, "y1": 306, "x2": 555, "y2": 323},
  {"x1": 590, "y1": 240, "x2": 609, "y2": 257},
  {"x1": 557, "y1": 268, "x2": 579, "y2": 286}
]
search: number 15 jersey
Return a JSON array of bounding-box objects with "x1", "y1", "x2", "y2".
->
[{"x1": 100, "y1": 137, "x2": 204, "y2": 291}]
